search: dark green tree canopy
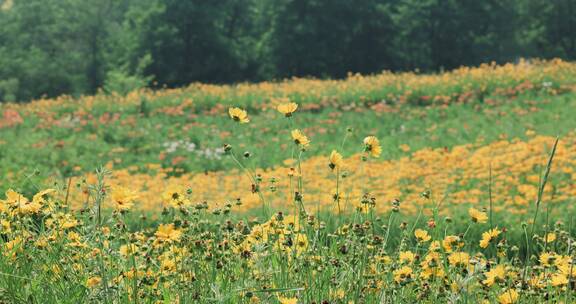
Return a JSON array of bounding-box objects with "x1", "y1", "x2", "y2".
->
[{"x1": 0, "y1": 0, "x2": 574, "y2": 102}]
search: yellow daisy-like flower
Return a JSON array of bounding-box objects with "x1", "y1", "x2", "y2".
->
[
  {"x1": 277, "y1": 296, "x2": 298, "y2": 304},
  {"x1": 482, "y1": 264, "x2": 506, "y2": 286},
  {"x1": 543, "y1": 232, "x2": 556, "y2": 243},
  {"x1": 160, "y1": 258, "x2": 177, "y2": 274},
  {"x1": 529, "y1": 273, "x2": 546, "y2": 289},
  {"x1": 363, "y1": 136, "x2": 382, "y2": 157},
  {"x1": 86, "y1": 276, "x2": 102, "y2": 288},
  {"x1": 448, "y1": 252, "x2": 470, "y2": 267},
  {"x1": 442, "y1": 235, "x2": 461, "y2": 253},
  {"x1": 277, "y1": 102, "x2": 298, "y2": 117},
  {"x1": 228, "y1": 107, "x2": 249, "y2": 123},
  {"x1": 59, "y1": 216, "x2": 79, "y2": 229},
  {"x1": 429, "y1": 240, "x2": 441, "y2": 252},
  {"x1": 110, "y1": 186, "x2": 138, "y2": 211},
  {"x1": 539, "y1": 252, "x2": 556, "y2": 267},
  {"x1": 330, "y1": 288, "x2": 345, "y2": 300},
  {"x1": 291, "y1": 129, "x2": 310, "y2": 147},
  {"x1": 393, "y1": 266, "x2": 413, "y2": 283},
  {"x1": 497, "y1": 288, "x2": 519, "y2": 304},
  {"x1": 32, "y1": 189, "x2": 56, "y2": 205},
  {"x1": 558, "y1": 258, "x2": 576, "y2": 277},
  {"x1": 2, "y1": 189, "x2": 28, "y2": 206},
  {"x1": 154, "y1": 224, "x2": 182, "y2": 243},
  {"x1": 1, "y1": 220, "x2": 11, "y2": 234},
  {"x1": 468, "y1": 207, "x2": 488, "y2": 223},
  {"x1": 119, "y1": 244, "x2": 138, "y2": 257},
  {"x1": 2, "y1": 189, "x2": 42, "y2": 215},
  {"x1": 414, "y1": 229, "x2": 431, "y2": 242},
  {"x1": 163, "y1": 185, "x2": 191, "y2": 209},
  {"x1": 294, "y1": 233, "x2": 309, "y2": 256},
  {"x1": 551, "y1": 273, "x2": 568, "y2": 287},
  {"x1": 399, "y1": 251, "x2": 416, "y2": 264},
  {"x1": 479, "y1": 228, "x2": 501, "y2": 248},
  {"x1": 329, "y1": 150, "x2": 344, "y2": 170}
]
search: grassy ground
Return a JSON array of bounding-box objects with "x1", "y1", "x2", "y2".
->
[
  {"x1": 0, "y1": 61, "x2": 575, "y2": 303},
  {"x1": 2, "y1": 91, "x2": 576, "y2": 197},
  {"x1": 0, "y1": 128, "x2": 573, "y2": 303}
]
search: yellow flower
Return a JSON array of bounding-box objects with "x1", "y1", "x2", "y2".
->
[
  {"x1": 163, "y1": 185, "x2": 191, "y2": 208},
  {"x1": 86, "y1": 276, "x2": 102, "y2": 288},
  {"x1": 497, "y1": 288, "x2": 519, "y2": 304},
  {"x1": 60, "y1": 216, "x2": 79, "y2": 229},
  {"x1": 414, "y1": 229, "x2": 431, "y2": 242},
  {"x1": 277, "y1": 296, "x2": 298, "y2": 304},
  {"x1": 420, "y1": 252, "x2": 441, "y2": 268},
  {"x1": 330, "y1": 288, "x2": 345, "y2": 300},
  {"x1": 479, "y1": 228, "x2": 501, "y2": 248},
  {"x1": 539, "y1": 252, "x2": 556, "y2": 267},
  {"x1": 32, "y1": 189, "x2": 55, "y2": 205},
  {"x1": 4, "y1": 236, "x2": 22, "y2": 252},
  {"x1": 551, "y1": 273, "x2": 568, "y2": 287},
  {"x1": 249, "y1": 295, "x2": 261, "y2": 304},
  {"x1": 291, "y1": 129, "x2": 310, "y2": 147},
  {"x1": 468, "y1": 207, "x2": 488, "y2": 223},
  {"x1": 160, "y1": 258, "x2": 177, "y2": 274},
  {"x1": 393, "y1": 266, "x2": 413, "y2": 283},
  {"x1": 2, "y1": 189, "x2": 28, "y2": 206},
  {"x1": 111, "y1": 186, "x2": 138, "y2": 211},
  {"x1": 119, "y1": 244, "x2": 138, "y2": 257},
  {"x1": 228, "y1": 107, "x2": 249, "y2": 123},
  {"x1": 448, "y1": 252, "x2": 470, "y2": 267},
  {"x1": 482, "y1": 264, "x2": 506, "y2": 286},
  {"x1": 529, "y1": 273, "x2": 546, "y2": 289},
  {"x1": 277, "y1": 102, "x2": 298, "y2": 117},
  {"x1": 2, "y1": 189, "x2": 42, "y2": 215},
  {"x1": 429, "y1": 240, "x2": 441, "y2": 252},
  {"x1": 154, "y1": 224, "x2": 182, "y2": 243},
  {"x1": 421, "y1": 265, "x2": 445, "y2": 280},
  {"x1": 1, "y1": 220, "x2": 11, "y2": 234},
  {"x1": 442, "y1": 235, "x2": 461, "y2": 253},
  {"x1": 399, "y1": 251, "x2": 416, "y2": 264},
  {"x1": 376, "y1": 255, "x2": 392, "y2": 265},
  {"x1": 294, "y1": 233, "x2": 309, "y2": 256},
  {"x1": 363, "y1": 136, "x2": 382, "y2": 157},
  {"x1": 557, "y1": 257, "x2": 576, "y2": 277},
  {"x1": 329, "y1": 150, "x2": 344, "y2": 170},
  {"x1": 544, "y1": 232, "x2": 556, "y2": 243}
]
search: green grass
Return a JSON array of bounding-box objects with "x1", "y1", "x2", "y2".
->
[{"x1": 2, "y1": 91, "x2": 575, "y2": 197}]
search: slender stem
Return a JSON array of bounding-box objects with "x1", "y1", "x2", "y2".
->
[
  {"x1": 229, "y1": 151, "x2": 269, "y2": 218},
  {"x1": 382, "y1": 212, "x2": 395, "y2": 250},
  {"x1": 295, "y1": 149, "x2": 307, "y2": 217},
  {"x1": 529, "y1": 137, "x2": 558, "y2": 242},
  {"x1": 462, "y1": 223, "x2": 473, "y2": 240},
  {"x1": 488, "y1": 164, "x2": 493, "y2": 229},
  {"x1": 64, "y1": 177, "x2": 72, "y2": 210},
  {"x1": 334, "y1": 168, "x2": 341, "y2": 217},
  {"x1": 522, "y1": 225, "x2": 530, "y2": 280}
]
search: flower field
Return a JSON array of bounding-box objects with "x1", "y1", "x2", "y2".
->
[
  {"x1": 1, "y1": 61, "x2": 576, "y2": 303},
  {"x1": 63, "y1": 133, "x2": 575, "y2": 217}
]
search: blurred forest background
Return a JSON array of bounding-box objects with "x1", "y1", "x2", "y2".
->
[{"x1": 0, "y1": 0, "x2": 575, "y2": 103}]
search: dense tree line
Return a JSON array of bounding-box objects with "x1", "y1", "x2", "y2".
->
[{"x1": 0, "y1": 0, "x2": 575, "y2": 102}]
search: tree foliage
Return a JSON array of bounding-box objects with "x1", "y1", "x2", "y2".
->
[{"x1": 0, "y1": 0, "x2": 574, "y2": 102}]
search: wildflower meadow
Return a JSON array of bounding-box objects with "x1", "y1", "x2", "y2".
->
[{"x1": 1, "y1": 60, "x2": 576, "y2": 304}]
